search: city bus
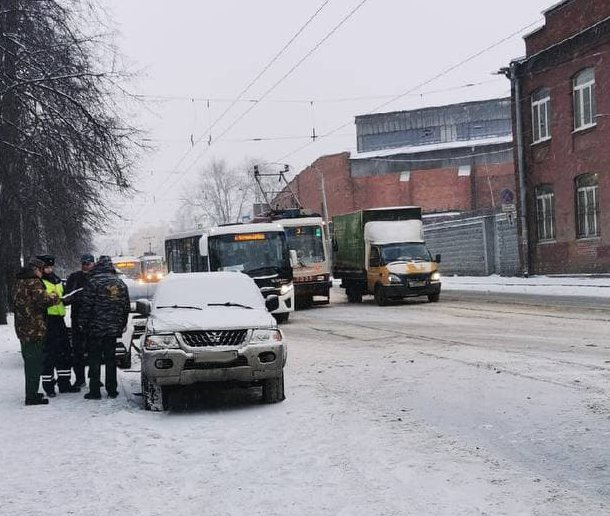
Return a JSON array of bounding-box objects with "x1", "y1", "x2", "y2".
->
[{"x1": 165, "y1": 223, "x2": 295, "y2": 322}]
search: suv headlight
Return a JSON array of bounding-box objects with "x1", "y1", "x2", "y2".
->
[
  {"x1": 279, "y1": 283, "x2": 293, "y2": 295},
  {"x1": 388, "y1": 273, "x2": 402, "y2": 284},
  {"x1": 250, "y1": 329, "x2": 283, "y2": 343},
  {"x1": 144, "y1": 334, "x2": 179, "y2": 350},
  {"x1": 431, "y1": 271, "x2": 441, "y2": 282}
]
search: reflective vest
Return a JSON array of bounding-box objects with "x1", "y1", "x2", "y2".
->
[{"x1": 42, "y1": 279, "x2": 66, "y2": 316}]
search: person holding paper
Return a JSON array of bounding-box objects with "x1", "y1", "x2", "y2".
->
[
  {"x1": 38, "y1": 254, "x2": 81, "y2": 395},
  {"x1": 64, "y1": 253, "x2": 95, "y2": 387}
]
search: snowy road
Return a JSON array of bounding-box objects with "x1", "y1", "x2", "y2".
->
[{"x1": 1, "y1": 287, "x2": 610, "y2": 515}]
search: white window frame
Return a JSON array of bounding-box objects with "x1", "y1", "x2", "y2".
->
[
  {"x1": 535, "y1": 186, "x2": 555, "y2": 242},
  {"x1": 573, "y1": 69, "x2": 596, "y2": 131},
  {"x1": 531, "y1": 92, "x2": 551, "y2": 143},
  {"x1": 575, "y1": 175, "x2": 599, "y2": 238}
]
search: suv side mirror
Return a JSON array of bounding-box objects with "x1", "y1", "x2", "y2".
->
[
  {"x1": 435, "y1": 253, "x2": 441, "y2": 264},
  {"x1": 265, "y1": 295, "x2": 279, "y2": 312},
  {"x1": 136, "y1": 299, "x2": 152, "y2": 316}
]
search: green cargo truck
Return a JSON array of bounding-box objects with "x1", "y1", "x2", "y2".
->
[{"x1": 332, "y1": 206, "x2": 441, "y2": 305}]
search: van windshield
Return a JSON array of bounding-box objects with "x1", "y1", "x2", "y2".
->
[{"x1": 381, "y1": 242, "x2": 431, "y2": 263}]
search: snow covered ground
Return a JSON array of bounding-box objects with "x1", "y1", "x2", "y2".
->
[
  {"x1": 442, "y1": 274, "x2": 610, "y2": 298},
  {"x1": 1, "y1": 277, "x2": 609, "y2": 515}
]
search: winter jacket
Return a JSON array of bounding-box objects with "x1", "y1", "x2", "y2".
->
[
  {"x1": 12, "y1": 268, "x2": 57, "y2": 341},
  {"x1": 64, "y1": 270, "x2": 89, "y2": 323},
  {"x1": 79, "y1": 260, "x2": 130, "y2": 337}
]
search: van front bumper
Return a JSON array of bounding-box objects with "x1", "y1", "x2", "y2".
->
[
  {"x1": 142, "y1": 343, "x2": 286, "y2": 386},
  {"x1": 380, "y1": 281, "x2": 441, "y2": 299}
]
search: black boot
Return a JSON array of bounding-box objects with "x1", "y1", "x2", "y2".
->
[
  {"x1": 84, "y1": 392, "x2": 101, "y2": 400},
  {"x1": 43, "y1": 379, "x2": 56, "y2": 397},
  {"x1": 25, "y1": 397, "x2": 49, "y2": 406},
  {"x1": 58, "y1": 379, "x2": 81, "y2": 393},
  {"x1": 59, "y1": 384, "x2": 81, "y2": 393}
]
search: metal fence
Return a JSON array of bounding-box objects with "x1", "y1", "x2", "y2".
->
[{"x1": 424, "y1": 212, "x2": 519, "y2": 276}]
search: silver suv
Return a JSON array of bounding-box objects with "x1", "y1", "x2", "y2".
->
[{"x1": 136, "y1": 271, "x2": 286, "y2": 411}]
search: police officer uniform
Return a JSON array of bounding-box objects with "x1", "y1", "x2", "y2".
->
[{"x1": 38, "y1": 255, "x2": 80, "y2": 395}]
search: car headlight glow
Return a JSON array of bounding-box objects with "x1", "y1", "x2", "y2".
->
[
  {"x1": 250, "y1": 329, "x2": 283, "y2": 343},
  {"x1": 388, "y1": 273, "x2": 402, "y2": 284},
  {"x1": 279, "y1": 283, "x2": 293, "y2": 295},
  {"x1": 431, "y1": 271, "x2": 441, "y2": 282},
  {"x1": 144, "y1": 334, "x2": 179, "y2": 350}
]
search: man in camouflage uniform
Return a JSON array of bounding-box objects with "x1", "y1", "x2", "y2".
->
[
  {"x1": 12, "y1": 257, "x2": 59, "y2": 405},
  {"x1": 80, "y1": 256, "x2": 130, "y2": 400}
]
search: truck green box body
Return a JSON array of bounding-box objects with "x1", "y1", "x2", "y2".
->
[{"x1": 332, "y1": 206, "x2": 421, "y2": 277}]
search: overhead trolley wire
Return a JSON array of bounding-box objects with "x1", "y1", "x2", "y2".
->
[
  {"x1": 275, "y1": 17, "x2": 544, "y2": 165},
  {"x1": 129, "y1": 0, "x2": 334, "y2": 222},
  {"x1": 136, "y1": 0, "x2": 372, "y2": 223}
]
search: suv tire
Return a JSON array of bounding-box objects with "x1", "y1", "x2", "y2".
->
[
  {"x1": 262, "y1": 373, "x2": 285, "y2": 403},
  {"x1": 428, "y1": 293, "x2": 440, "y2": 303},
  {"x1": 142, "y1": 373, "x2": 170, "y2": 411},
  {"x1": 117, "y1": 350, "x2": 132, "y2": 369}
]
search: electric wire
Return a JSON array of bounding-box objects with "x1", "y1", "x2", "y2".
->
[
  {"x1": 275, "y1": 17, "x2": 544, "y2": 165},
  {"x1": 135, "y1": 0, "x2": 372, "y2": 224}
]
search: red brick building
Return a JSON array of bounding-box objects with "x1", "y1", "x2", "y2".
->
[
  {"x1": 277, "y1": 99, "x2": 517, "y2": 221},
  {"x1": 510, "y1": 0, "x2": 610, "y2": 274}
]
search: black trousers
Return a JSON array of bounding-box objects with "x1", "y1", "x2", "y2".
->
[
  {"x1": 87, "y1": 336, "x2": 117, "y2": 395},
  {"x1": 42, "y1": 316, "x2": 72, "y2": 392},
  {"x1": 70, "y1": 326, "x2": 87, "y2": 383}
]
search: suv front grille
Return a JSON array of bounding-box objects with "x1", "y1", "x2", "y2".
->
[
  {"x1": 183, "y1": 356, "x2": 249, "y2": 370},
  {"x1": 180, "y1": 330, "x2": 248, "y2": 347}
]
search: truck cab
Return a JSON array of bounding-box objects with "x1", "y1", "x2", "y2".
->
[{"x1": 364, "y1": 220, "x2": 441, "y2": 305}]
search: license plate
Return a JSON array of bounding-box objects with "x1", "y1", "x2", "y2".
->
[
  {"x1": 193, "y1": 350, "x2": 238, "y2": 363},
  {"x1": 408, "y1": 280, "x2": 426, "y2": 288}
]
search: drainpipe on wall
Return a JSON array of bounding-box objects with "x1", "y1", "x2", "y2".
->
[{"x1": 509, "y1": 62, "x2": 530, "y2": 277}]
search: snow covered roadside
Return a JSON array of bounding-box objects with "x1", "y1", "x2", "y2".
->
[
  {"x1": 333, "y1": 274, "x2": 610, "y2": 298},
  {"x1": 431, "y1": 274, "x2": 610, "y2": 298}
]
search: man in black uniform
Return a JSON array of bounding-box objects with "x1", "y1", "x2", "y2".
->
[
  {"x1": 64, "y1": 253, "x2": 95, "y2": 387},
  {"x1": 38, "y1": 254, "x2": 81, "y2": 395},
  {"x1": 80, "y1": 256, "x2": 130, "y2": 400}
]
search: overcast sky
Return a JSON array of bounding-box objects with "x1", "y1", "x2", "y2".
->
[{"x1": 97, "y1": 0, "x2": 554, "y2": 253}]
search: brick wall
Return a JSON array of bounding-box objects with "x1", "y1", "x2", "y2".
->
[
  {"x1": 517, "y1": 6, "x2": 610, "y2": 274},
  {"x1": 278, "y1": 153, "x2": 516, "y2": 219},
  {"x1": 525, "y1": 0, "x2": 610, "y2": 55}
]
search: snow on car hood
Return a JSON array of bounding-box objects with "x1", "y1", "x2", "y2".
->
[{"x1": 150, "y1": 306, "x2": 277, "y2": 333}]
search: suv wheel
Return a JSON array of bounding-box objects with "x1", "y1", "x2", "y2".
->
[
  {"x1": 142, "y1": 373, "x2": 169, "y2": 411},
  {"x1": 117, "y1": 350, "x2": 132, "y2": 369},
  {"x1": 428, "y1": 293, "x2": 440, "y2": 303},
  {"x1": 274, "y1": 312, "x2": 289, "y2": 324},
  {"x1": 262, "y1": 372, "x2": 285, "y2": 403}
]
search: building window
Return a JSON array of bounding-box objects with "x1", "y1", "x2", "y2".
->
[
  {"x1": 531, "y1": 88, "x2": 551, "y2": 143},
  {"x1": 575, "y1": 174, "x2": 599, "y2": 238},
  {"x1": 535, "y1": 185, "x2": 555, "y2": 241},
  {"x1": 573, "y1": 68, "x2": 596, "y2": 131}
]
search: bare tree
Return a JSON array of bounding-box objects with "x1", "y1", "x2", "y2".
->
[
  {"x1": 181, "y1": 159, "x2": 254, "y2": 227},
  {"x1": 0, "y1": 0, "x2": 140, "y2": 323}
]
